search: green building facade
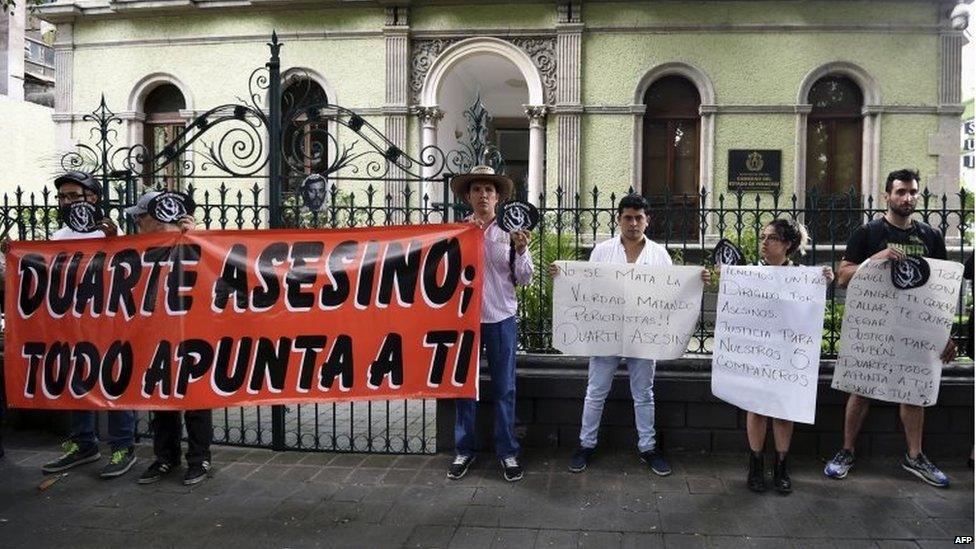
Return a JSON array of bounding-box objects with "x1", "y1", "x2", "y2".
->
[{"x1": 38, "y1": 1, "x2": 968, "y2": 222}]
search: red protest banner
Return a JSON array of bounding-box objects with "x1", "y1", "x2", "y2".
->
[{"x1": 3, "y1": 224, "x2": 483, "y2": 410}]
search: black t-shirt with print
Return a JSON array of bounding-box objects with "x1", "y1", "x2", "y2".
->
[{"x1": 843, "y1": 217, "x2": 947, "y2": 263}]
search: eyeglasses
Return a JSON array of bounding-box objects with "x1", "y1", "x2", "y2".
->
[
  {"x1": 759, "y1": 234, "x2": 786, "y2": 243},
  {"x1": 56, "y1": 191, "x2": 87, "y2": 201}
]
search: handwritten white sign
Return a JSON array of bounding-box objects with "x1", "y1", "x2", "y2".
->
[
  {"x1": 832, "y1": 258, "x2": 963, "y2": 406},
  {"x1": 551, "y1": 261, "x2": 704, "y2": 360},
  {"x1": 711, "y1": 266, "x2": 827, "y2": 424}
]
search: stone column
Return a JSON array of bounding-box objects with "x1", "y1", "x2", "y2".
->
[
  {"x1": 417, "y1": 106, "x2": 443, "y2": 202},
  {"x1": 524, "y1": 105, "x2": 547, "y2": 204},
  {"x1": 52, "y1": 22, "x2": 74, "y2": 152},
  {"x1": 555, "y1": 4, "x2": 583, "y2": 202},
  {"x1": 932, "y1": 21, "x2": 966, "y2": 246},
  {"x1": 383, "y1": 7, "x2": 410, "y2": 209},
  {"x1": 929, "y1": 28, "x2": 965, "y2": 196},
  {"x1": 1, "y1": 1, "x2": 26, "y2": 99}
]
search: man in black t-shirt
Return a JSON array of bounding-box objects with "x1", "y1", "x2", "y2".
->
[{"x1": 824, "y1": 169, "x2": 956, "y2": 488}]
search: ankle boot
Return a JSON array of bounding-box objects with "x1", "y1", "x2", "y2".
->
[
  {"x1": 773, "y1": 454, "x2": 792, "y2": 494},
  {"x1": 747, "y1": 451, "x2": 766, "y2": 492}
]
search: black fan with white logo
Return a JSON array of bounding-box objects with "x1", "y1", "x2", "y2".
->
[
  {"x1": 891, "y1": 255, "x2": 930, "y2": 290},
  {"x1": 712, "y1": 238, "x2": 745, "y2": 267},
  {"x1": 497, "y1": 200, "x2": 539, "y2": 233},
  {"x1": 148, "y1": 191, "x2": 195, "y2": 224}
]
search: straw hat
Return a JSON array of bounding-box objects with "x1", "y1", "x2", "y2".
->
[{"x1": 449, "y1": 165, "x2": 515, "y2": 203}]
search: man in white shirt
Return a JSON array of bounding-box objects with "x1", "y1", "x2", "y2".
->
[
  {"x1": 552, "y1": 194, "x2": 707, "y2": 476},
  {"x1": 34, "y1": 172, "x2": 139, "y2": 479}
]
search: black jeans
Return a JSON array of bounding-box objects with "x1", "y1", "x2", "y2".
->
[{"x1": 152, "y1": 410, "x2": 212, "y2": 466}]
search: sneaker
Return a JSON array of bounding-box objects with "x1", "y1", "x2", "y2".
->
[
  {"x1": 41, "y1": 441, "x2": 101, "y2": 473},
  {"x1": 99, "y1": 447, "x2": 136, "y2": 479},
  {"x1": 568, "y1": 446, "x2": 597, "y2": 473},
  {"x1": 184, "y1": 461, "x2": 212, "y2": 486},
  {"x1": 824, "y1": 449, "x2": 854, "y2": 479},
  {"x1": 138, "y1": 460, "x2": 176, "y2": 485},
  {"x1": 640, "y1": 450, "x2": 672, "y2": 476},
  {"x1": 901, "y1": 452, "x2": 950, "y2": 488},
  {"x1": 447, "y1": 454, "x2": 475, "y2": 480},
  {"x1": 501, "y1": 456, "x2": 523, "y2": 482}
]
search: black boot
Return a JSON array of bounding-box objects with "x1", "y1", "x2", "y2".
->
[
  {"x1": 773, "y1": 454, "x2": 792, "y2": 494},
  {"x1": 747, "y1": 451, "x2": 766, "y2": 492}
]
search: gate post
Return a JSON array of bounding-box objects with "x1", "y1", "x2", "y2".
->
[
  {"x1": 266, "y1": 32, "x2": 288, "y2": 451},
  {"x1": 267, "y1": 31, "x2": 284, "y2": 230}
]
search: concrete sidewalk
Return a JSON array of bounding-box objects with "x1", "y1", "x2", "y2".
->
[{"x1": 0, "y1": 431, "x2": 971, "y2": 549}]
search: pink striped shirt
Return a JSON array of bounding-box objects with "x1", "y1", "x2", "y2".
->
[{"x1": 479, "y1": 219, "x2": 533, "y2": 323}]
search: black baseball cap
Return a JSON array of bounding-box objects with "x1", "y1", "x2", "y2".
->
[{"x1": 53, "y1": 171, "x2": 102, "y2": 195}]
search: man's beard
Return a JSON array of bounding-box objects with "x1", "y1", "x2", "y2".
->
[{"x1": 889, "y1": 202, "x2": 915, "y2": 218}]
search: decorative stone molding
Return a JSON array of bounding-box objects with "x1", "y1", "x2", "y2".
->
[
  {"x1": 524, "y1": 105, "x2": 548, "y2": 122},
  {"x1": 415, "y1": 106, "x2": 444, "y2": 126},
  {"x1": 410, "y1": 36, "x2": 556, "y2": 105},
  {"x1": 557, "y1": 1, "x2": 581, "y2": 24}
]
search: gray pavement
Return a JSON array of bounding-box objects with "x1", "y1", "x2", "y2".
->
[{"x1": 0, "y1": 430, "x2": 972, "y2": 549}]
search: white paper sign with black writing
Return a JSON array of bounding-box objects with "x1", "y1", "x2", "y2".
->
[
  {"x1": 711, "y1": 266, "x2": 827, "y2": 424},
  {"x1": 551, "y1": 261, "x2": 704, "y2": 360},
  {"x1": 832, "y1": 258, "x2": 963, "y2": 406}
]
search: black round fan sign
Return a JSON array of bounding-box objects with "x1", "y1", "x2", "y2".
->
[
  {"x1": 148, "y1": 191, "x2": 195, "y2": 224},
  {"x1": 65, "y1": 202, "x2": 102, "y2": 233},
  {"x1": 497, "y1": 200, "x2": 539, "y2": 232},
  {"x1": 891, "y1": 255, "x2": 930, "y2": 290},
  {"x1": 712, "y1": 238, "x2": 745, "y2": 266}
]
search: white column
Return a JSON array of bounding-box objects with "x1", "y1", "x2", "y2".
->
[
  {"x1": 416, "y1": 106, "x2": 443, "y2": 201},
  {"x1": 524, "y1": 105, "x2": 547, "y2": 205},
  {"x1": 383, "y1": 8, "x2": 409, "y2": 207},
  {"x1": 52, "y1": 23, "x2": 74, "y2": 152}
]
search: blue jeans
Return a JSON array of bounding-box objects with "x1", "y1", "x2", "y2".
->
[
  {"x1": 70, "y1": 410, "x2": 135, "y2": 452},
  {"x1": 579, "y1": 356, "x2": 657, "y2": 453},
  {"x1": 455, "y1": 315, "x2": 520, "y2": 460}
]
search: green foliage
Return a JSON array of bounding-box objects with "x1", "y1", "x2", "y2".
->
[{"x1": 517, "y1": 229, "x2": 583, "y2": 350}]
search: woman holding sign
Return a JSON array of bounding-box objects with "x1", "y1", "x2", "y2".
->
[{"x1": 720, "y1": 219, "x2": 833, "y2": 494}]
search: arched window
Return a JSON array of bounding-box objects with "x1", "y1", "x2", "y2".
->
[
  {"x1": 805, "y1": 76, "x2": 863, "y2": 200},
  {"x1": 282, "y1": 77, "x2": 329, "y2": 193},
  {"x1": 143, "y1": 83, "x2": 186, "y2": 189},
  {"x1": 642, "y1": 75, "x2": 700, "y2": 240}
]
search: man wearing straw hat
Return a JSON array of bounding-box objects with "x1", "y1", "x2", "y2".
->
[{"x1": 447, "y1": 165, "x2": 533, "y2": 482}]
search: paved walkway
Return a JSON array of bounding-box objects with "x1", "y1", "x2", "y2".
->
[{"x1": 0, "y1": 430, "x2": 971, "y2": 548}]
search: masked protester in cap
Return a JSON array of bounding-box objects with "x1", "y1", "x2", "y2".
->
[
  {"x1": 825, "y1": 169, "x2": 955, "y2": 488},
  {"x1": 124, "y1": 192, "x2": 212, "y2": 486},
  {"x1": 36, "y1": 172, "x2": 138, "y2": 479},
  {"x1": 446, "y1": 166, "x2": 532, "y2": 483},
  {"x1": 551, "y1": 194, "x2": 711, "y2": 478}
]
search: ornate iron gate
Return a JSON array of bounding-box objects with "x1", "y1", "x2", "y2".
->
[{"x1": 36, "y1": 33, "x2": 490, "y2": 454}]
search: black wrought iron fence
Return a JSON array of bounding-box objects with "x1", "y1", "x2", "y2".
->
[{"x1": 4, "y1": 181, "x2": 971, "y2": 360}]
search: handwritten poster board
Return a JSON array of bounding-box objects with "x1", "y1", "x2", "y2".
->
[
  {"x1": 551, "y1": 261, "x2": 704, "y2": 360},
  {"x1": 832, "y1": 259, "x2": 963, "y2": 406},
  {"x1": 711, "y1": 266, "x2": 827, "y2": 423}
]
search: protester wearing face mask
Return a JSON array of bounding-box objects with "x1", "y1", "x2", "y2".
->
[
  {"x1": 122, "y1": 191, "x2": 212, "y2": 486},
  {"x1": 37, "y1": 172, "x2": 138, "y2": 479}
]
